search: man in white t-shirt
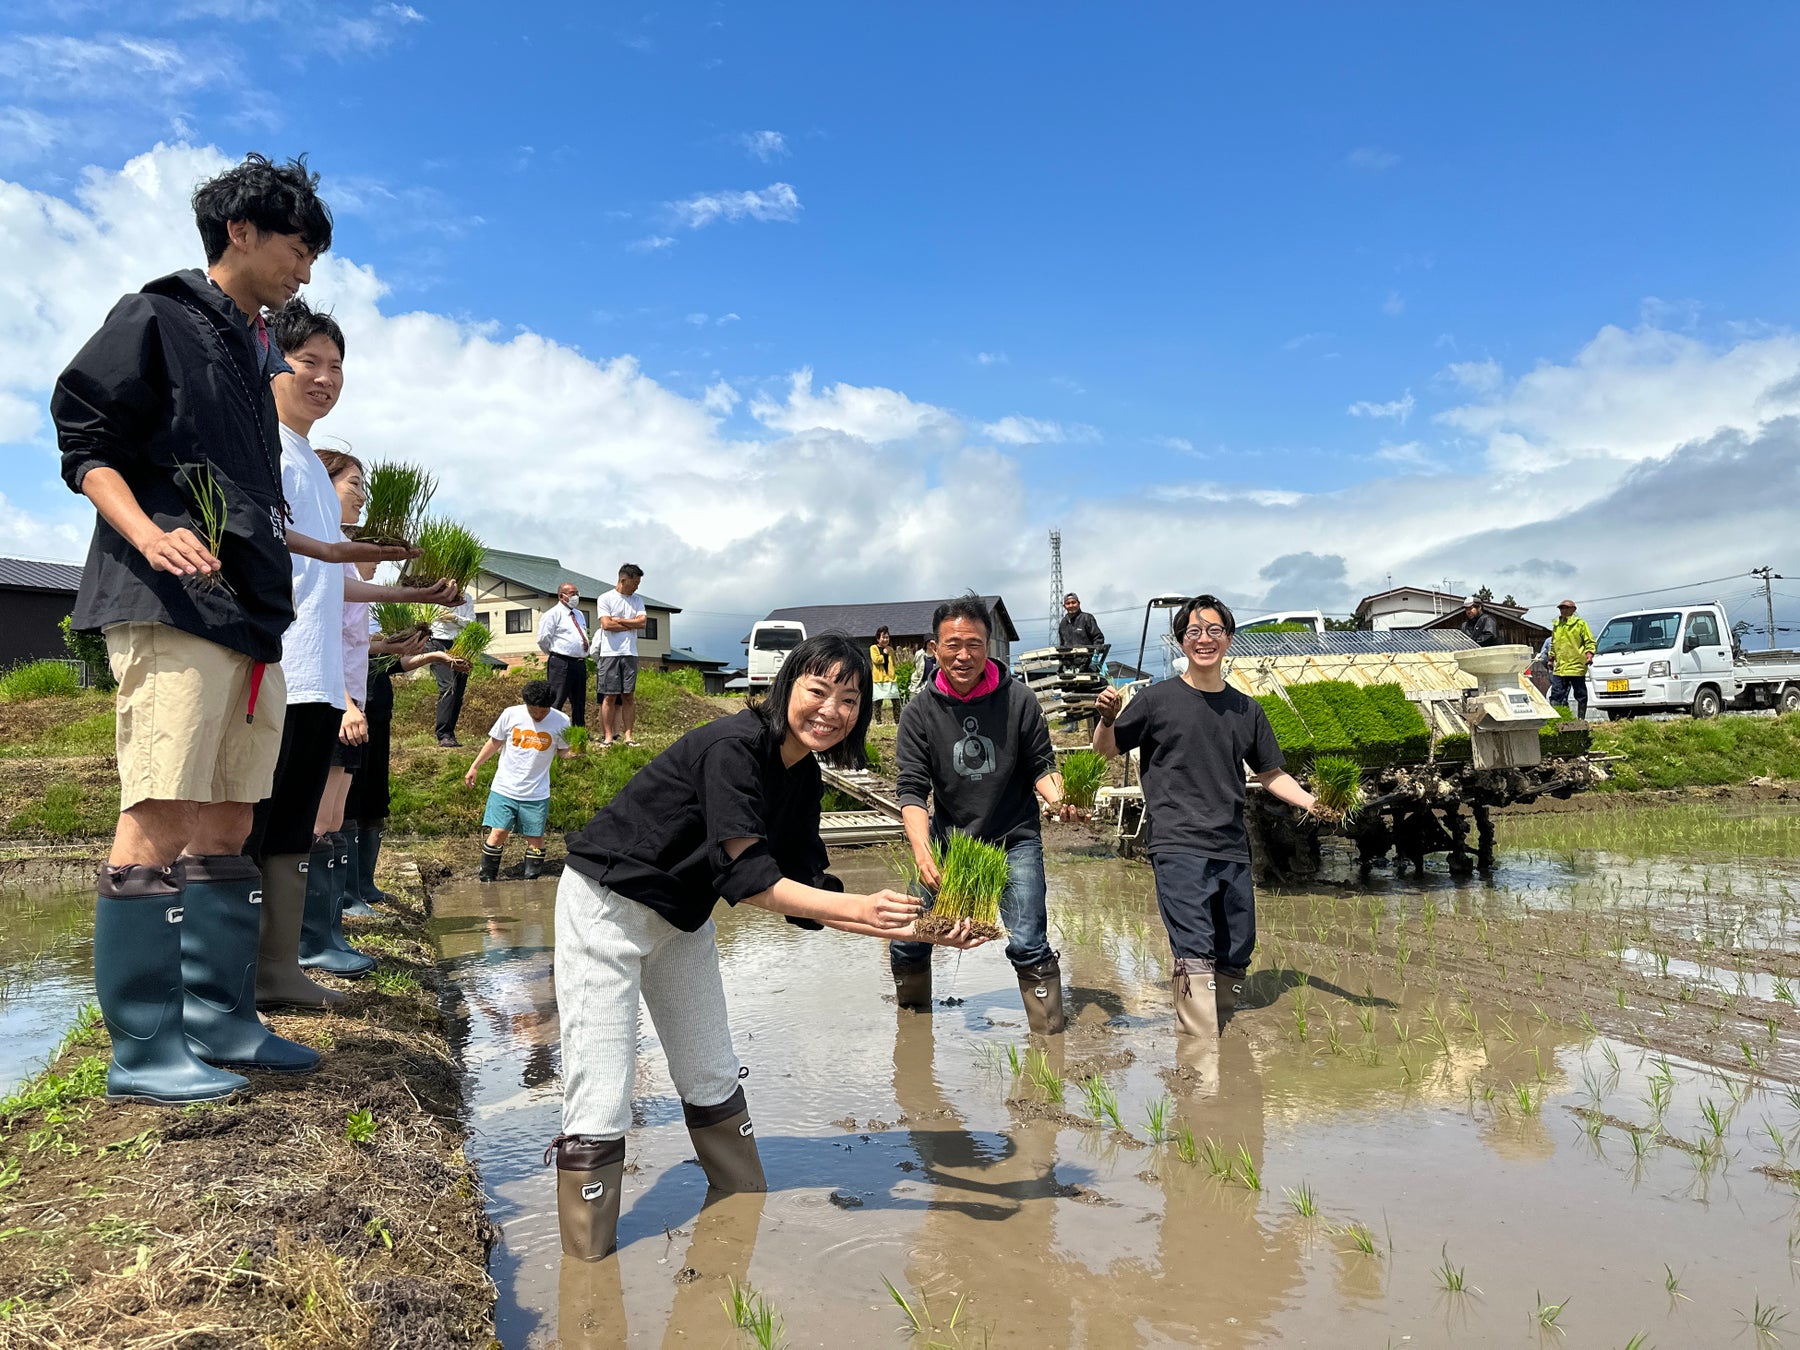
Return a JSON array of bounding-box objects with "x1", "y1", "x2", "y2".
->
[
  {"x1": 463, "y1": 678, "x2": 572, "y2": 881},
  {"x1": 587, "y1": 563, "x2": 648, "y2": 749}
]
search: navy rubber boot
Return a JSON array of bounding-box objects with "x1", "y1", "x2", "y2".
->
[
  {"x1": 298, "y1": 840, "x2": 375, "y2": 977},
  {"x1": 340, "y1": 822, "x2": 378, "y2": 919},
  {"x1": 94, "y1": 862, "x2": 248, "y2": 1105},
  {"x1": 177, "y1": 854, "x2": 320, "y2": 1074},
  {"x1": 321, "y1": 831, "x2": 371, "y2": 958},
  {"x1": 355, "y1": 820, "x2": 397, "y2": 906}
]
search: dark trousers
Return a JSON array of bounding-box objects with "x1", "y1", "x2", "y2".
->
[
  {"x1": 346, "y1": 664, "x2": 393, "y2": 823},
  {"x1": 546, "y1": 652, "x2": 587, "y2": 728},
  {"x1": 1148, "y1": 851, "x2": 1256, "y2": 973},
  {"x1": 428, "y1": 639, "x2": 469, "y2": 740},
  {"x1": 1549, "y1": 672, "x2": 1588, "y2": 718},
  {"x1": 246, "y1": 701, "x2": 343, "y2": 861}
]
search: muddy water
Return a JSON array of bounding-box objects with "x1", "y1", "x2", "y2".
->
[
  {"x1": 432, "y1": 815, "x2": 1800, "y2": 1348},
  {"x1": 0, "y1": 888, "x2": 95, "y2": 1092}
]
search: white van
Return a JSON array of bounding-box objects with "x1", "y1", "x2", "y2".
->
[{"x1": 746, "y1": 620, "x2": 807, "y2": 688}]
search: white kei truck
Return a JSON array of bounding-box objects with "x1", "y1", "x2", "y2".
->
[
  {"x1": 746, "y1": 620, "x2": 807, "y2": 688},
  {"x1": 1588, "y1": 602, "x2": 1800, "y2": 720}
]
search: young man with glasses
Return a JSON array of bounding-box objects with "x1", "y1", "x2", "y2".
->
[{"x1": 1093, "y1": 596, "x2": 1324, "y2": 1044}]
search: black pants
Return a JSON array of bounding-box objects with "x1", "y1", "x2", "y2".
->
[
  {"x1": 247, "y1": 701, "x2": 343, "y2": 861},
  {"x1": 428, "y1": 638, "x2": 469, "y2": 740},
  {"x1": 1148, "y1": 851, "x2": 1256, "y2": 973},
  {"x1": 346, "y1": 663, "x2": 393, "y2": 824},
  {"x1": 546, "y1": 652, "x2": 587, "y2": 728}
]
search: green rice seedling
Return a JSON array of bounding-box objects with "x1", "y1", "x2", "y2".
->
[
  {"x1": 1422, "y1": 1005, "x2": 1450, "y2": 1053},
  {"x1": 1005, "y1": 1043, "x2": 1023, "y2": 1077},
  {"x1": 1770, "y1": 1018, "x2": 1782, "y2": 1047},
  {"x1": 1309, "y1": 756, "x2": 1365, "y2": 817},
  {"x1": 1080, "y1": 1075, "x2": 1122, "y2": 1130},
  {"x1": 919, "y1": 832, "x2": 1009, "y2": 939},
  {"x1": 372, "y1": 600, "x2": 437, "y2": 639},
  {"x1": 359, "y1": 460, "x2": 436, "y2": 544},
  {"x1": 1601, "y1": 1041, "x2": 1620, "y2": 1075},
  {"x1": 1630, "y1": 1129, "x2": 1650, "y2": 1162},
  {"x1": 1292, "y1": 999, "x2": 1309, "y2": 1041},
  {"x1": 406, "y1": 517, "x2": 486, "y2": 589},
  {"x1": 1337, "y1": 1222, "x2": 1380, "y2": 1257},
  {"x1": 1785, "y1": 1084, "x2": 1800, "y2": 1114},
  {"x1": 1254, "y1": 692, "x2": 1314, "y2": 768},
  {"x1": 1622, "y1": 1334, "x2": 1651, "y2": 1350},
  {"x1": 1535, "y1": 1292, "x2": 1569, "y2": 1332},
  {"x1": 1144, "y1": 1096, "x2": 1172, "y2": 1144},
  {"x1": 1025, "y1": 1048, "x2": 1064, "y2": 1102},
  {"x1": 184, "y1": 461, "x2": 229, "y2": 569},
  {"x1": 1357, "y1": 1006, "x2": 1376, "y2": 1036},
  {"x1": 1664, "y1": 1264, "x2": 1688, "y2": 1302},
  {"x1": 448, "y1": 620, "x2": 491, "y2": 663},
  {"x1": 1200, "y1": 1137, "x2": 1231, "y2": 1180},
  {"x1": 1582, "y1": 1111, "x2": 1604, "y2": 1143},
  {"x1": 1232, "y1": 1143, "x2": 1262, "y2": 1191},
  {"x1": 1364, "y1": 682, "x2": 1432, "y2": 761},
  {"x1": 1739, "y1": 1295, "x2": 1788, "y2": 1343},
  {"x1": 1777, "y1": 978, "x2": 1797, "y2": 1008},
  {"x1": 1512, "y1": 1083, "x2": 1539, "y2": 1115},
  {"x1": 1699, "y1": 1098, "x2": 1728, "y2": 1145},
  {"x1": 1283, "y1": 682, "x2": 1357, "y2": 759},
  {"x1": 726, "y1": 1276, "x2": 785, "y2": 1348},
  {"x1": 1434, "y1": 1245, "x2": 1474, "y2": 1294},
  {"x1": 1743, "y1": 1039, "x2": 1762, "y2": 1074},
  {"x1": 1173, "y1": 1124, "x2": 1198, "y2": 1165},
  {"x1": 1283, "y1": 1182, "x2": 1318, "y2": 1217},
  {"x1": 1311, "y1": 680, "x2": 1404, "y2": 765},
  {"x1": 565, "y1": 726, "x2": 589, "y2": 754},
  {"x1": 1764, "y1": 1118, "x2": 1791, "y2": 1166},
  {"x1": 1058, "y1": 750, "x2": 1108, "y2": 810},
  {"x1": 1324, "y1": 1019, "x2": 1349, "y2": 1058}
]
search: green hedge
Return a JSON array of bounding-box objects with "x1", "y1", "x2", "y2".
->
[{"x1": 1255, "y1": 693, "x2": 1314, "y2": 769}]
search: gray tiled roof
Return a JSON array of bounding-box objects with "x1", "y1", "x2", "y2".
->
[
  {"x1": 1227, "y1": 629, "x2": 1476, "y2": 657},
  {"x1": 0, "y1": 556, "x2": 83, "y2": 592},
  {"x1": 478, "y1": 548, "x2": 678, "y2": 612},
  {"x1": 748, "y1": 595, "x2": 1019, "y2": 644}
]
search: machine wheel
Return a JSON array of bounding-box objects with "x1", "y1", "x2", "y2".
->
[
  {"x1": 1780, "y1": 686, "x2": 1800, "y2": 715},
  {"x1": 1691, "y1": 686, "x2": 1723, "y2": 719}
]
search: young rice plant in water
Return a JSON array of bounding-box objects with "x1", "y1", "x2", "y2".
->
[
  {"x1": 1058, "y1": 750, "x2": 1108, "y2": 810},
  {"x1": 916, "y1": 831, "x2": 1008, "y2": 940},
  {"x1": 358, "y1": 460, "x2": 436, "y2": 545}
]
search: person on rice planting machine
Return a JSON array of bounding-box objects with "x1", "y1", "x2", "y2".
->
[
  {"x1": 546, "y1": 634, "x2": 987, "y2": 1262},
  {"x1": 889, "y1": 593, "x2": 1079, "y2": 1033},
  {"x1": 1092, "y1": 595, "x2": 1326, "y2": 1042}
]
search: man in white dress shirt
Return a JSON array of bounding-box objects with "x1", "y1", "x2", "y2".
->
[{"x1": 537, "y1": 582, "x2": 590, "y2": 731}]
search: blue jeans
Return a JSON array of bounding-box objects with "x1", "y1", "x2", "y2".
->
[
  {"x1": 1549, "y1": 672, "x2": 1588, "y2": 718},
  {"x1": 890, "y1": 836, "x2": 1052, "y2": 972},
  {"x1": 1148, "y1": 851, "x2": 1256, "y2": 974}
]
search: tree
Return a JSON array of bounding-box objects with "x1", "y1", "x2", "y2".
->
[
  {"x1": 1325, "y1": 616, "x2": 1361, "y2": 631},
  {"x1": 1475, "y1": 585, "x2": 1494, "y2": 603}
]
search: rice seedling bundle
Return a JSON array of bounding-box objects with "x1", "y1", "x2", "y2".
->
[
  {"x1": 402, "y1": 518, "x2": 486, "y2": 589},
  {"x1": 372, "y1": 601, "x2": 437, "y2": 640},
  {"x1": 1364, "y1": 683, "x2": 1432, "y2": 762},
  {"x1": 1310, "y1": 755, "x2": 1365, "y2": 816},
  {"x1": 175, "y1": 462, "x2": 230, "y2": 587},
  {"x1": 565, "y1": 726, "x2": 589, "y2": 754},
  {"x1": 357, "y1": 461, "x2": 436, "y2": 546},
  {"x1": 1255, "y1": 693, "x2": 1314, "y2": 768},
  {"x1": 448, "y1": 620, "x2": 492, "y2": 663},
  {"x1": 1283, "y1": 683, "x2": 1356, "y2": 758},
  {"x1": 1059, "y1": 749, "x2": 1109, "y2": 809},
  {"x1": 1312, "y1": 681, "x2": 1404, "y2": 766},
  {"x1": 1434, "y1": 731, "x2": 1472, "y2": 762},
  {"x1": 914, "y1": 831, "x2": 1009, "y2": 941}
]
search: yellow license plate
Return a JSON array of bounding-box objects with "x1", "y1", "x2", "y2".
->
[{"x1": 1606, "y1": 679, "x2": 1630, "y2": 693}]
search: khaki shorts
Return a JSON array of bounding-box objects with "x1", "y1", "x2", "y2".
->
[{"x1": 106, "y1": 622, "x2": 287, "y2": 810}]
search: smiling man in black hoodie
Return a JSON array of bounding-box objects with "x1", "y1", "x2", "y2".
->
[
  {"x1": 890, "y1": 593, "x2": 1075, "y2": 1032},
  {"x1": 53, "y1": 154, "x2": 337, "y2": 1107}
]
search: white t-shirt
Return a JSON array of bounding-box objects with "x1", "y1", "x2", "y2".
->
[
  {"x1": 342, "y1": 563, "x2": 370, "y2": 706},
  {"x1": 432, "y1": 595, "x2": 474, "y2": 641},
  {"x1": 592, "y1": 589, "x2": 646, "y2": 658},
  {"x1": 487, "y1": 705, "x2": 570, "y2": 801},
  {"x1": 279, "y1": 424, "x2": 346, "y2": 709}
]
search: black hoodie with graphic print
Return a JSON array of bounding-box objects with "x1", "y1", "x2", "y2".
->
[{"x1": 894, "y1": 663, "x2": 1057, "y2": 847}]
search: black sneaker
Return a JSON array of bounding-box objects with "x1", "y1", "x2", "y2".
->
[{"x1": 438, "y1": 735, "x2": 461, "y2": 748}]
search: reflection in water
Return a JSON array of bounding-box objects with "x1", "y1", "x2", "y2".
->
[{"x1": 0, "y1": 887, "x2": 100, "y2": 1092}]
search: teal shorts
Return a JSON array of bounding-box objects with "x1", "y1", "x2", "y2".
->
[{"x1": 482, "y1": 791, "x2": 550, "y2": 837}]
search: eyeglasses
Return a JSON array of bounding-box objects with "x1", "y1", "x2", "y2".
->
[{"x1": 1182, "y1": 625, "x2": 1228, "y2": 642}]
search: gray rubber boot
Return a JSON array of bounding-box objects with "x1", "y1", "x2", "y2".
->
[
  {"x1": 892, "y1": 959, "x2": 932, "y2": 1012},
  {"x1": 255, "y1": 853, "x2": 347, "y2": 1010},
  {"x1": 1015, "y1": 954, "x2": 1067, "y2": 1035},
  {"x1": 684, "y1": 1085, "x2": 767, "y2": 1193},
  {"x1": 177, "y1": 853, "x2": 319, "y2": 1073},
  {"x1": 95, "y1": 862, "x2": 249, "y2": 1105},
  {"x1": 298, "y1": 840, "x2": 375, "y2": 977},
  {"x1": 547, "y1": 1134, "x2": 626, "y2": 1262},
  {"x1": 340, "y1": 822, "x2": 378, "y2": 918},
  {"x1": 1172, "y1": 958, "x2": 1221, "y2": 1038},
  {"x1": 355, "y1": 820, "x2": 396, "y2": 905}
]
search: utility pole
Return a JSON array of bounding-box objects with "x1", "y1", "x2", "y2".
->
[
  {"x1": 1752, "y1": 565, "x2": 1783, "y2": 651},
  {"x1": 1048, "y1": 529, "x2": 1064, "y2": 648}
]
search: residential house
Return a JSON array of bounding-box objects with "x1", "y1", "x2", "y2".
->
[
  {"x1": 1352, "y1": 585, "x2": 1470, "y2": 630},
  {"x1": 747, "y1": 596, "x2": 1020, "y2": 666},
  {"x1": 470, "y1": 549, "x2": 680, "y2": 668},
  {"x1": 0, "y1": 556, "x2": 83, "y2": 672}
]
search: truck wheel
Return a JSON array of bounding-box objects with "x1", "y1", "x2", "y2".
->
[
  {"x1": 1780, "y1": 686, "x2": 1800, "y2": 715},
  {"x1": 1692, "y1": 686, "x2": 1722, "y2": 719}
]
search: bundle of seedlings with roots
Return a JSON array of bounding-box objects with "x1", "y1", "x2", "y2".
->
[
  {"x1": 448, "y1": 620, "x2": 492, "y2": 663},
  {"x1": 401, "y1": 518, "x2": 486, "y2": 589},
  {"x1": 912, "y1": 832, "x2": 1010, "y2": 942},
  {"x1": 1309, "y1": 755, "x2": 1365, "y2": 819},
  {"x1": 565, "y1": 726, "x2": 589, "y2": 754},
  {"x1": 357, "y1": 461, "x2": 436, "y2": 546},
  {"x1": 178, "y1": 462, "x2": 230, "y2": 588},
  {"x1": 1058, "y1": 750, "x2": 1108, "y2": 811},
  {"x1": 372, "y1": 601, "x2": 437, "y2": 642}
]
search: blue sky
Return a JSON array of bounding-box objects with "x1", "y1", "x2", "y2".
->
[{"x1": 4, "y1": 3, "x2": 1800, "y2": 661}]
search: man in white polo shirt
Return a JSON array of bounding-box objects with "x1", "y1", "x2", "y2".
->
[
  {"x1": 588, "y1": 563, "x2": 647, "y2": 749},
  {"x1": 536, "y1": 581, "x2": 590, "y2": 731}
]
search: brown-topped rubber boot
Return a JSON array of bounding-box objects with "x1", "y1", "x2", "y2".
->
[
  {"x1": 1015, "y1": 954, "x2": 1067, "y2": 1035},
  {"x1": 1215, "y1": 965, "x2": 1247, "y2": 1033},
  {"x1": 547, "y1": 1134, "x2": 626, "y2": 1262},
  {"x1": 684, "y1": 1086, "x2": 767, "y2": 1193},
  {"x1": 892, "y1": 959, "x2": 932, "y2": 1012},
  {"x1": 255, "y1": 853, "x2": 347, "y2": 1010},
  {"x1": 1172, "y1": 958, "x2": 1221, "y2": 1039}
]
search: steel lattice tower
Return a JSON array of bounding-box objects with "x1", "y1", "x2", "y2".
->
[{"x1": 1048, "y1": 528, "x2": 1063, "y2": 646}]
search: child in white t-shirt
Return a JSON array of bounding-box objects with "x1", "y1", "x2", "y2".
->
[{"x1": 463, "y1": 679, "x2": 573, "y2": 881}]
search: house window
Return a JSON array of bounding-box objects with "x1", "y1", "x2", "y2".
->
[
  {"x1": 644, "y1": 616, "x2": 659, "y2": 641},
  {"x1": 475, "y1": 612, "x2": 492, "y2": 631},
  {"x1": 505, "y1": 608, "x2": 532, "y2": 635}
]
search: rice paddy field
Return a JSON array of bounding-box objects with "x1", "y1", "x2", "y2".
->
[{"x1": 431, "y1": 797, "x2": 1800, "y2": 1347}]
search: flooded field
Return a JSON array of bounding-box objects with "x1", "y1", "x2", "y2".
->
[
  {"x1": 433, "y1": 802, "x2": 1800, "y2": 1347},
  {"x1": 0, "y1": 885, "x2": 95, "y2": 1093}
]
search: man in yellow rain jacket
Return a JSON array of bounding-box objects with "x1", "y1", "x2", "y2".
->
[{"x1": 1548, "y1": 599, "x2": 1597, "y2": 719}]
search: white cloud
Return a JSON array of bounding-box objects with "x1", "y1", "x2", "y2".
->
[
  {"x1": 974, "y1": 351, "x2": 1008, "y2": 366},
  {"x1": 702, "y1": 381, "x2": 740, "y2": 415},
  {"x1": 1372, "y1": 441, "x2": 1443, "y2": 473},
  {"x1": 1347, "y1": 392, "x2": 1415, "y2": 423},
  {"x1": 670, "y1": 182, "x2": 800, "y2": 229},
  {"x1": 1347, "y1": 146, "x2": 1400, "y2": 172},
  {"x1": 1443, "y1": 358, "x2": 1502, "y2": 393},
  {"x1": 0, "y1": 107, "x2": 64, "y2": 166},
  {"x1": 1283, "y1": 331, "x2": 1329, "y2": 351},
  {"x1": 749, "y1": 368, "x2": 959, "y2": 444},
  {"x1": 740, "y1": 130, "x2": 787, "y2": 162},
  {"x1": 715, "y1": 312, "x2": 739, "y2": 326},
  {"x1": 1382, "y1": 290, "x2": 1405, "y2": 318},
  {"x1": 1151, "y1": 435, "x2": 1194, "y2": 453},
  {"x1": 980, "y1": 416, "x2": 1099, "y2": 446},
  {"x1": 627, "y1": 234, "x2": 675, "y2": 252}
]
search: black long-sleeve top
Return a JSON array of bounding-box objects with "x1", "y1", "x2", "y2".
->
[{"x1": 563, "y1": 708, "x2": 834, "y2": 931}]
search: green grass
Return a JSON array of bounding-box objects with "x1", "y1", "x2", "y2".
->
[
  {"x1": 1059, "y1": 750, "x2": 1108, "y2": 809},
  {"x1": 1591, "y1": 712, "x2": 1800, "y2": 791},
  {"x1": 7, "y1": 782, "x2": 113, "y2": 840},
  {"x1": 0, "y1": 1052, "x2": 108, "y2": 1125},
  {"x1": 0, "y1": 705, "x2": 115, "y2": 759},
  {"x1": 0, "y1": 661, "x2": 82, "y2": 703}
]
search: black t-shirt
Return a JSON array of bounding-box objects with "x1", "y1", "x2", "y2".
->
[
  {"x1": 1110, "y1": 678, "x2": 1283, "y2": 862},
  {"x1": 563, "y1": 708, "x2": 831, "y2": 932}
]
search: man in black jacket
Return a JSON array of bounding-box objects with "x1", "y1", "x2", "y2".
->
[
  {"x1": 890, "y1": 594, "x2": 1076, "y2": 1032},
  {"x1": 53, "y1": 154, "x2": 338, "y2": 1106},
  {"x1": 1459, "y1": 596, "x2": 1500, "y2": 648},
  {"x1": 1057, "y1": 592, "x2": 1104, "y2": 649}
]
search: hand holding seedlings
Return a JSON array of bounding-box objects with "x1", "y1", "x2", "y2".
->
[
  {"x1": 1095, "y1": 686, "x2": 1124, "y2": 722},
  {"x1": 911, "y1": 843, "x2": 943, "y2": 891},
  {"x1": 865, "y1": 888, "x2": 924, "y2": 929},
  {"x1": 138, "y1": 525, "x2": 221, "y2": 578}
]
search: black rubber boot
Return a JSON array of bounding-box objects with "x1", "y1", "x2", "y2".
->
[
  {"x1": 522, "y1": 847, "x2": 546, "y2": 880},
  {"x1": 95, "y1": 862, "x2": 248, "y2": 1105},
  {"x1": 340, "y1": 822, "x2": 378, "y2": 918},
  {"x1": 1015, "y1": 954, "x2": 1067, "y2": 1035},
  {"x1": 255, "y1": 853, "x2": 347, "y2": 1010},
  {"x1": 1215, "y1": 965, "x2": 1246, "y2": 1033},
  {"x1": 355, "y1": 820, "x2": 396, "y2": 906},
  {"x1": 547, "y1": 1134, "x2": 626, "y2": 1261},
  {"x1": 479, "y1": 842, "x2": 502, "y2": 883},
  {"x1": 684, "y1": 1085, "x2": 767, "y2": 1193},
  {"x1": 891, "y1": 958, "x2": 932, "y2": 1012},
  {"x1": 298, "y1": 840, "x2": 375, "y2": 976},
  {"x1": 177, "y1": 853, "x2": 319, "y2": 1073}
]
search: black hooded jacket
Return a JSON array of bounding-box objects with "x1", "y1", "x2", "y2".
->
[{"x1": 55, "y1": 269, "x2": 294, "y2": 663}]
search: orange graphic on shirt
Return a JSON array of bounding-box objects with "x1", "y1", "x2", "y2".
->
[{"x1": 510, "y1": 726, "x2": 553, "y2": 752}]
